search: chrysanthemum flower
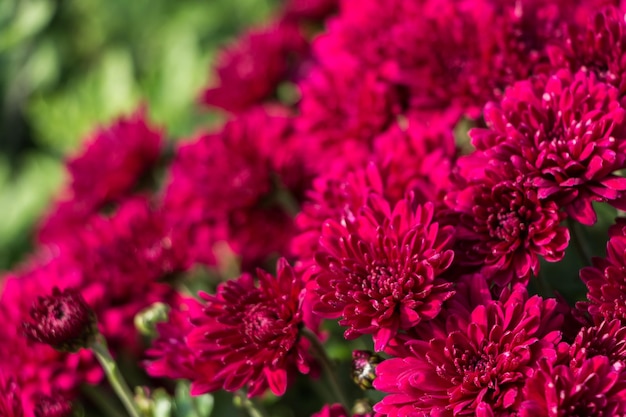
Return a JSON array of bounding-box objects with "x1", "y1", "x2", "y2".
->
[
  {"x1": 569, "y1": 319, "x2": 626, "y2": 368},
  {"x1": 188, "y1": 259, "x2": 315, "y2": 397},
  {"x1": 53, "y1": 198, "x2": 184, "y2": 353},
  {"x1": 314, "y1": 0, "x2": 568, "y2": 117},
  {"x1": 549, "y1": 6, "x2": 626, "y2": 98},
  {"x1": 468, "y1": 70, "x2": 626, "y2": 225},
  {"x1": 0, "y1": 375, "x2": 23, "y2": 417},
  {"x1": 296, "y1": 61, "x2": 399, "y2": 174},
  {"x1": 23, "y1": 287, "x2": 97, "y2": 353},
  {"x1": 33, "y1": 394, "x2": 73, "y2": 417},
  {"x1": 38, "y1": 109, "x2": 163, "y2": 244},
  {"x1": 372, "y1": 115, "x2": 457, "y2": 204},
  {"x1": 0, "y1": 262, "x2": 100, "y2": 410},
  {"x1": 199, "y1": 22, "x2": 308, "y2": 113},
  {"x1": 311, "y1": 194, "x2": 455, "y2": 351},
  {"x1": 292, "y1": 164, "x2": 384, "y2": 269},
  {"x1": 144, "y1": 297, "x2": 214, "y2": 381},
  {"x1": 0, "y1": 199, "x2": 177, "y2": 407},
  {"x1": 521, "y1": 356, "x2": 626, "y2": 416},
  {"x1": 450, "y1": 170, "x2": 569, "y2": 286},
  {"x1": 374, "y1": 287, "x2": 563, "y2": 416},
  {"x1": 282, "y1": 0, "x2": 337, "y2": 22},
  {"x1": 162, "y1": 107, "x2": 302, "y2": 267},
  {"x1": 580, "y1": 233, "x2": 626, "y2": 322}
]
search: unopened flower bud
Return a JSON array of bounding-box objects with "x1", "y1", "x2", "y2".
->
[
  {"x1": 351, "y1": 350, "x2": 382, "y2": 390},
  {"x1": 23, "y1": 287, "x2": 97, "y2": 352},
  {"x1": 352, "y1": 399, "x2": 374, "y2": 416},
  {"x1": 134, "y1": 302, "x2": 170, "y2": 338}
]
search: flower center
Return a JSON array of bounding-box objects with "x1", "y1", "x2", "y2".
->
[
  {"x1": 243, "y1": 304, "x2": 281, "y2": 345},
  {"x1": 362, "y1": 262, "x2": 414, "y2": 301}
]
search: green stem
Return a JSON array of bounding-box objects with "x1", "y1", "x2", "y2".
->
[
  {"x1": 234, "y1": 391, "x2": 269, "y2": 417},
  {"x1": 567, "y1": 218, "x2": 593, "y2": 267},
  {"x1": 80, "y1": 384, "x2": 125, "y2": 417},
  {"x1": 272, "y1": 174, "x2": 300, "y2": 217},
  {"x1": 301, "y1": 327, "x2": 350, "y2": 410},
  {"x1": 534, "y1": 270, "x2": 553, "y2": 298},
  {"x1": 90, "y1": 335, "x2": 142, "y2": 417}
]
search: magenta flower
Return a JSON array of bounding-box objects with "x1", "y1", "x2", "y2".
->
[
  {"x1": 549, "y1": 6, "x2": 626, "y2": 98},
  {"x1": 0, "y1": 375, "x2": 23, "y2": 417},
  {"x1": 199, "y1": 22, "x2": 308, "y2": 112},
  {"x1": 314, "y1": 0, "x2": 567, "y2": 117},
  {"x1": 296, "y1": 61, "x2": 399, "y2": 174},
  {"x1": 521, "y1": 356, "x2": 626, "y2": 417},
  {"x1": 468, "y1": 70, "x2": 626, "y2": 225},
  {"x1": 374, "y1": 287, "x2": 563, "y2": 416},
  {"x1": 282, "y1": 0, "x2": 337, "y2": 22},
  {"x1": 292, "y1": 164, "x2": 384, "y2": 269},
  {"x1": 54, "y1": 198, "x2": 183, "y2": 353},
  {"x1": 188, "y1": 259, "x2": 315, "y2": 397},
  {"x1": 312, "y1": 194, "x2": 455, "y2": 351},
  {"x1": 580, "y1": 233, "x2": 626, "y2": 322},
  {"x1": 569, "y1": 319, "x2": 626, "y2": 369},
  {"x1": 33, "y1": 394, "x2": 73, "y2": 417},
  {"x1": 23, "y1": 288, "x2": 96, "y2": 353},
  {"x1": 372, "y1": 115, "x2": 457, "y2": 204},
  {"x1": 144, "y1": 297, "x2": 212, "y2": 381},
  {"x1": 0, "y1": 264, "x2": 100, "y2": 409},
  {"x1": 450, "y1": 171, "x2": 569, "y2": 286},
  {"x1": 38, "y1": 109, "x2": 162, "y2": 244},
  {"x1": 162, "y1": 107, "x2": 302, "y2": 267}
]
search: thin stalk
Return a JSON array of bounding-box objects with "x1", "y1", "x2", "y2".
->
[
  {"x1": 90, "y1": 335, "x2": 142, "y2": 417},
  {"x1": 301, "y1": 327, "x2": 350, "y2": 410},
  {"x1": 272, "y1": 174, "x2": 300, "y2": 217},
  {"x1": 567, "y1": 218, "x2": 593, "y2": 267},
  {"x1": 234, "y1": 391, "x2": 269, "y2": 417},
  {"x1": 80, "y1": 384, "x2": 125, "y2": 417},
  {"x1": 534, "y1": 270, "x2": 553, "y2": 298}
]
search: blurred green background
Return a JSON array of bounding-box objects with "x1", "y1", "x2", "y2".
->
[{"x1": 0, "y1": 0, "x2": 282, "y2": 270}]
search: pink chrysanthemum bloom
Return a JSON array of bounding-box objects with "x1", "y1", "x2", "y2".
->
[
  {"x1": 33, "y1": 394, "x2": 73, "y2": 417},
  {"x1": 282, "y1": 0, "x2": 337, "y2": 22},
  {"x1": 0, "y1": 266, "x2": 100, "y2": 414},
  {"x1": 374, "y1": 287, "x2": 563, "y2": 416},
  {"x1": 296, "y1": 60, "x2": 400, "y2": 174},
  {"x1": 311, "y1": 194, "x2": 455, "y2": 351},
  {"x1": 521, "y1": 356, "x2": 626, "y2": 417},
  {"x1": 315, "y1": 0, "x2": 568, "y2": 117},
  {"x1": 144, "y1": 297, "x2": 216, "y2": 381},
  {"x1": 162, "y1": 107, "x2": 302, "y2": 267},
  {"x1": 292, "y1": 164, "x2": 384, "y2": 269},
  {"x1": 372, "y1": 115, "x2": 457, "y2": 204},
  {"x1": 549, "y1": 6, "x2": 626, "y2": 99},
  {"x1": 468, "y1": 70, "x2": 626, "y2": 225},
  {"x1": 38, "y1": 109, "x2": 162, "y2": 244},
  {"x1": 0, "y1": 375, "x2": 23, "y2": 417},
  {"x1": 580, "y1": 233, "x2": 626, "y2": 322},
  {"x1": 188, "y1": 259, "x2": 316, "y2": 397},
  {"x1": 292, "y1": 115, "x2": 457, "y2": 269},
  {"x1": 23, "y1": 287, "x2": 97, "y2": 353},
  {"x1": 57, "y1": 198, "x2": 182, "y2": 352},
  {"x1": 569, "y1": 319, "x2": 626, "y2": 368},
  {"x1": 450, "y1": 170, "x2": 569, "y2": 286},
  {"x1": 199, "y1": 22, "x2": 308, "y2": 112}
]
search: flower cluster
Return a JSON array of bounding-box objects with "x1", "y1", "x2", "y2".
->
[{"x1": 7, "y1": 0, "x2": 626, "y2": 416}]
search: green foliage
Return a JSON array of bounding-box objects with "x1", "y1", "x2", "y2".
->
[{"x1": 0, "y1": 0, "x2": 280, "y2": 270}]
